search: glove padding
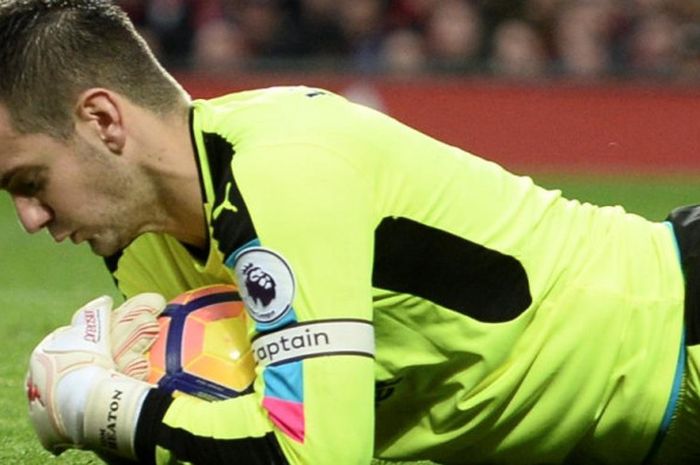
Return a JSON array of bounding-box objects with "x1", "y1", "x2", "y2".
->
[
  {"x1": 110, "y1": 293, "x2": 166, "y2": 380},
  {"x1": 26, "y1": 295, "x2": 153, "y2": 459}
]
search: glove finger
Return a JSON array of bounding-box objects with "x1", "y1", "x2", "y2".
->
[
  {"x1": 118, "y1": 357, "x2": 151, "y2": 381},
  {"x1": 115, "y1": 293, "x2": 167, "y2": 319},
  {"x1": 111, "y1": 293, "x2": 166, "y2": 358},
  {"x1": 111, "y1": 293, "x2": 166, "y2": 378},
  {"x1": 112, "y1": 314, "x2": 161, "y2": 362},
  {"x1": 60, "y1": 296, "x2": 114, "y2": 357},
  {"x1": 70, "y1": 295, "x2": 114, "y2": 326}
]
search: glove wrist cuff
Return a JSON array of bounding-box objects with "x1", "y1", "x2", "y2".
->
[{"x1": 83, "y1": 371, "x2": 152, "y2": 459}]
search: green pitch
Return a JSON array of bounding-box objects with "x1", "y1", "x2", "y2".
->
[{"x1": 1, "y1": 173, "x2": 700, "y2": 464}]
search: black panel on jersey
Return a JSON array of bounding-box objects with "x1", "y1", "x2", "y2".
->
[
  {"x1": 372, "y1": 217, "x2": 532, "y2": 323},
  {"x1": 103, "y1": 251, "x2": 125, "y2": 296},
  {"x1": 159, "y1": 424, "x2": 289, "y2": 465},
  {"x1": 665, "y1": 205, "x2": 700, "y2": 345},
  {"x1": 135, "y1": 389, "x2": 289, "y2": 464},
  {"x1": 157, "y1": 427, "x2": 289, "y2": 465},
  {"x1": 201, "y1": 132, "x2": 258, "y2": 258},
  {"x1": 104, "y1": 250, "x2": 123, "y2": 274},
  {"x1": 203, "y1": 131, "x2": 234, "y2": 186}
]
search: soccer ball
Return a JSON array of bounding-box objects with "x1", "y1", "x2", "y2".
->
[{"x1": 147, "y1": 284, "x2": 256, "y2": 401}]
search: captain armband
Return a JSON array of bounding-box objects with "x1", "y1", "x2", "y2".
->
[{"x1": 252, "y1": 319, "x2": 375, "y2": 366}]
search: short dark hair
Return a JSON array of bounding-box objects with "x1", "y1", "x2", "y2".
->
[{"x1": 0, "y1": 0, "x2": 187, "y2": 138}]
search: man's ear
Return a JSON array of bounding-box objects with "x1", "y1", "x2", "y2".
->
[{"x1": 74, "y1": 89, "x2": 125, "y2": 154}]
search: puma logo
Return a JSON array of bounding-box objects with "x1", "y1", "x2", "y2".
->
[{"x1": 213, "y1": 182, "x2": 239, "y2": 219}]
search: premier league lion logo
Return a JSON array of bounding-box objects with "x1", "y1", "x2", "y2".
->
[{"x1": 241, "y1": 263, "x2": 276, "y2": 307}]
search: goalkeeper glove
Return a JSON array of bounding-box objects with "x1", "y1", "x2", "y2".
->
[
  {"x1": 26, "y1": 295, "x2": 153, "y2": 459},
  {"x1": 110, "y1": 293, "x2": 166, "y2": 380}
]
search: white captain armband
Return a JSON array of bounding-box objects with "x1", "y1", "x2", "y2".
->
[{"x1": 252, "y1": 319, "x2": 375, "y2": 366}]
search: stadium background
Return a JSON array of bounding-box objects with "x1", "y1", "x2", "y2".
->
[{"x1": 2, "y1": 0, "x2": 700, "y2": 463}]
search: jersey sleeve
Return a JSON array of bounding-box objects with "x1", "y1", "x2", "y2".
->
[{"x1": 133, "y1": 141, "x2": 377, "y2": 465}]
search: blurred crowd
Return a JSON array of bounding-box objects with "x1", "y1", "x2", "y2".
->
[{"x1": 117, "y1": 0, "x2": 700, "y2": 81}]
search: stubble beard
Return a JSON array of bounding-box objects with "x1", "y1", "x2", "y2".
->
[
  {"x1": 80, "y1": 151, "x2": 155, "y2": 257},
  {"x1": 75, "y1": 137, "x2": 167, "y2": 257}
]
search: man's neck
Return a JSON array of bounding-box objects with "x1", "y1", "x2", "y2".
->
[{"x1": 135, "y1": 104, "x2": 207, "y2": 249}]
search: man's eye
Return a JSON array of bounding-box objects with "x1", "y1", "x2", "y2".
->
[
  {"x1": 2, "y1": 167, "x2": 47, "y2": 197},
  {"x1": 11, "y1": 178, "x2": 42, "y2": 197}
]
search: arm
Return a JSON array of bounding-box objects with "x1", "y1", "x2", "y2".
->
[{"x1": 132, "y1": 142, "x2": 377, "y2": 464}]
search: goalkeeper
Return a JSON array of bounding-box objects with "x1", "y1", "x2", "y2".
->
[{"x1": 1, "y1": 1, "x2": 699, "y2": 464}]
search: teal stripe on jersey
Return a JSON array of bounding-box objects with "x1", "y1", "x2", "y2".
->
[{"x1": 642, "y1": 329, "x2": 686, "y2": 465}]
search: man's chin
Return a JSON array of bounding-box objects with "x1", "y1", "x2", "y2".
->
[
  {"x1": 87, "y1": 239, "x2": 117, "y2": 257},
  {"x1": 87, "y1": 235, "x2": 136, "y2": 257}
]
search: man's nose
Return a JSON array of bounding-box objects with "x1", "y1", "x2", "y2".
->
[{"x1": 12, "y1": 195, "x2": 53, "y2": 233}]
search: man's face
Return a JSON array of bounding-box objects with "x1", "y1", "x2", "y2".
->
[{"x1": 0, "y1": 106, "x2": 154, "y2": 256}]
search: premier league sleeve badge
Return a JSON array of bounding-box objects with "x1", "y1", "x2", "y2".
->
[{"x1": 233, "y1": 247, "x2": 296, "y2": 326}]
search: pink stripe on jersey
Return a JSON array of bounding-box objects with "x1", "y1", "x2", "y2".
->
[{"x1": 263, "y1": 396, "x2": 305, "y2": 443}]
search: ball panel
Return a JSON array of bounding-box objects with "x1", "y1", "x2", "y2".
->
[
  {"x1": 201, "y1": 316, "x2": 249, "y2": 359},
  {"x1": 146, "y1": 284, "x2": 256, "y2": 401},
  {"x1": 191, "y1": 300, "x2": 246, "y2": 322},
  {"x1": 181, "y1": 317, "x2": 206, "y2": 366}
]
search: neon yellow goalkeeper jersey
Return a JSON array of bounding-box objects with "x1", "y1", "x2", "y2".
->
[{"x1": 107, "y1": 87, "x2": 686, "y2": 465}]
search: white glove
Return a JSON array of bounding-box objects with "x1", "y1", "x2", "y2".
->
[
  {"x1": 110, "y1": 293, "x2": 166, "y2": 380},
  {"x1": 26, "y1": 295, "x2": 152, "y2": 459}
]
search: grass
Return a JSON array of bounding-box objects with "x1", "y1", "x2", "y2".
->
[
  {"x1": 0, "y1": 194, "x2": 120, "y2": 465},
  {"x1": 1, "y1": 173, "x2": 700, "y2": 464},
  {"x1": 531, "y1": 172, "x2": 700, "y2": 221}
]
